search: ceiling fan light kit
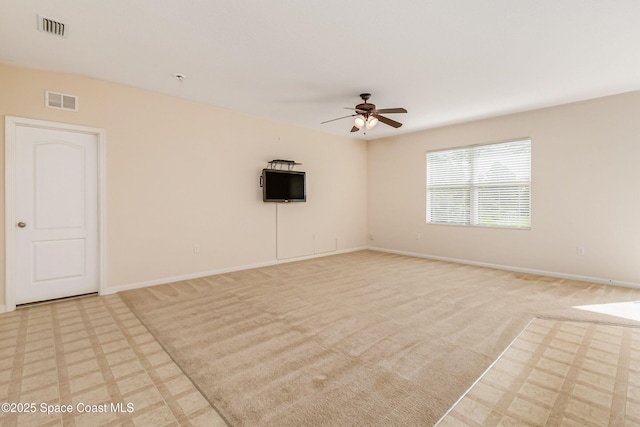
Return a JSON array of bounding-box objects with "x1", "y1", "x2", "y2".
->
[
  {"x1": 321, "y1": 93, "x2": 407, "y2": 134},
  {"x1": 366, "y1": 115, "x2": 378, "y2": 129}
]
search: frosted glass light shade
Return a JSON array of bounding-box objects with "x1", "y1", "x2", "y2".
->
[{"x1": 366, "y1": 116, "x2": 379, "y2": 129}]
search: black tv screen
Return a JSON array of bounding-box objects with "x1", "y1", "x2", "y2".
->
[{"x1": 262, "y1": 169, "x2": 306, "y2": 202}]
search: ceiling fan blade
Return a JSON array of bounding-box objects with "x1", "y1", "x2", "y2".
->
[
  {"x1": 376, "y1": 108, "x2": 407, "y2": 114},
  {"x1": 350, "y1": 126, "x2": 360, "y2": 133},
  {"x1": 344, "y1": 107, "x2": 368, "y2": 113},
  {"x1": 321, "y1": 114, "x2": 356, "y2": 124},
  {"x1": 377, "y1": 115, "x2": 403, "y2": 128}
]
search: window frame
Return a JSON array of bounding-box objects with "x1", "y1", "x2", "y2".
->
[{"x1": 426, "y1": 138, "x2": 532, "y2": 230}]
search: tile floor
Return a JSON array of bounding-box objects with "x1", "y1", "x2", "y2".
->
[
  {"x1": 1, "y1": 295, "x2": 638, "y2": 426},
  {"x1": 438, "y1": 318, "x2": 640, "y2": 426},
  {"x1": 0, "y1": 294, "x2": 226, "y2": 426}
]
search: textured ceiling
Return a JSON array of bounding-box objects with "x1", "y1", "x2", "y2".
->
[{"x1": 2, "y1": 1, "x2": 640, "y2": 139}]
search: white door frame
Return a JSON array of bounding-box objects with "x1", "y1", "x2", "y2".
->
[{"x1": 5, "y1": 116, "x2": 107, "y2": 312}]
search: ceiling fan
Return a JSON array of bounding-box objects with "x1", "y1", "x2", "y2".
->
[{"x1": 321, "y1": 93, "x2": 407, "y2": 133}]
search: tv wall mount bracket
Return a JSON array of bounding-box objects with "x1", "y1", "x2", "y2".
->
[
  {"x1": 267, "y1": 159, "x2": 301, "y2": 170},
  {"x1": 260, "y1": 159, "x2": 303, "y2": 188}
]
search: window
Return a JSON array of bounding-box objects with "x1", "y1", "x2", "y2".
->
[{"x1": 426, "y1": 139, "x2": 531, "y2": 229}]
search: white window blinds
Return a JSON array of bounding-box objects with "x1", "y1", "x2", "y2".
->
[{"x1": 426, "y1": 139, "x2": 531, "y2": 228}]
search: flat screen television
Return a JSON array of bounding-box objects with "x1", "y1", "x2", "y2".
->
[{"x1": 262, "y1": 169, "x2": 306, "y2": 202}]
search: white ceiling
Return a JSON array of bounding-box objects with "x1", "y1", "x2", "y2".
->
[{"x1": 2, "y1": 1, "x2": 640, "y2": 140}]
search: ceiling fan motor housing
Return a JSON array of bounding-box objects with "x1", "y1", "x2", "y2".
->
[
  {"x1": 357, "y1": 93, "x2": 375, "y2": 113},
  {"x1": 355, "y1": 103, "x2": 376, "y2": 113}
]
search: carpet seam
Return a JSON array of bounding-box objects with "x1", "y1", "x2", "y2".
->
[
  {"x1": 118, "y1": 293, "x2": 233, "y2": 427},
  {"x1": 434, "y1": 315, "x2": 640, "y2": 426},
  {"x1": 433, "y1": 316, "x2": 536, "y2": 426},
  {"x1": 535, "y1": 314, "x2": 640, "y2": 328}
]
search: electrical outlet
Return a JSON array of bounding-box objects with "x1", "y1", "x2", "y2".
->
[
  {"x1": 576, "y1": 246, "x2": 585, "y2": 256},
  {"x1": 416, "y1": 233, "x2": 421, "y2": 240},
  {"x1": 369, "y1": 233, "x2": 374, "y2": 240},
  {"x1": 194, "y1": 245, "x2": 200, "y2": 254}
]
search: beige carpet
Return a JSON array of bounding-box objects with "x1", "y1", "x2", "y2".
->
[{"x1": 120, "y1": 250, "x2": 640, "y2": 426}]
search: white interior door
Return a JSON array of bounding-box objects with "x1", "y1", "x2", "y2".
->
[{"x1": 13, "y1": 125, "x2": 99, "y2": 304}]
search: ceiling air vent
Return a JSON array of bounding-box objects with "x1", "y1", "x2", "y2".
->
[
  {"x1": 46, "y1": 91, "x2": 78, "y2": 111},
  {"x1": 38, "y1": 14, "x2": 67, "y2": 38}
]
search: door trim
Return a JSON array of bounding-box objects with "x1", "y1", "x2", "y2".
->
[{"x1": 5, "y1": 116, "x2": 106, "y2": 312}]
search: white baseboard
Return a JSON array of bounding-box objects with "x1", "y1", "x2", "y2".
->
[
  {"x1": 103, "y1": 246, "x2": 369, "y2": 295},
  {"x1": 368, "y1": 247, "x2": 640, "y2": 289}
]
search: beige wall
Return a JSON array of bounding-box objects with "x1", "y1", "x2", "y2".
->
[
  {"x1": 0, "y1": 63, "x2": 368, "y2": 304},
  {"x1": 3, "y1": 62, "x2": 639, "y2": 309},
  {"x1": 368, "y1": 92, "x2": 640, "y2": 285}
]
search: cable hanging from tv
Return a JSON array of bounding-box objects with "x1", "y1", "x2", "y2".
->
[{"x1": 267, "y1": 159, "x2": 301, "y2": 170}]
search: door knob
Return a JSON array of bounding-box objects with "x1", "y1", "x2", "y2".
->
[{"x1": 17, "y1": 222, "x2": 26, "y2": 228}]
